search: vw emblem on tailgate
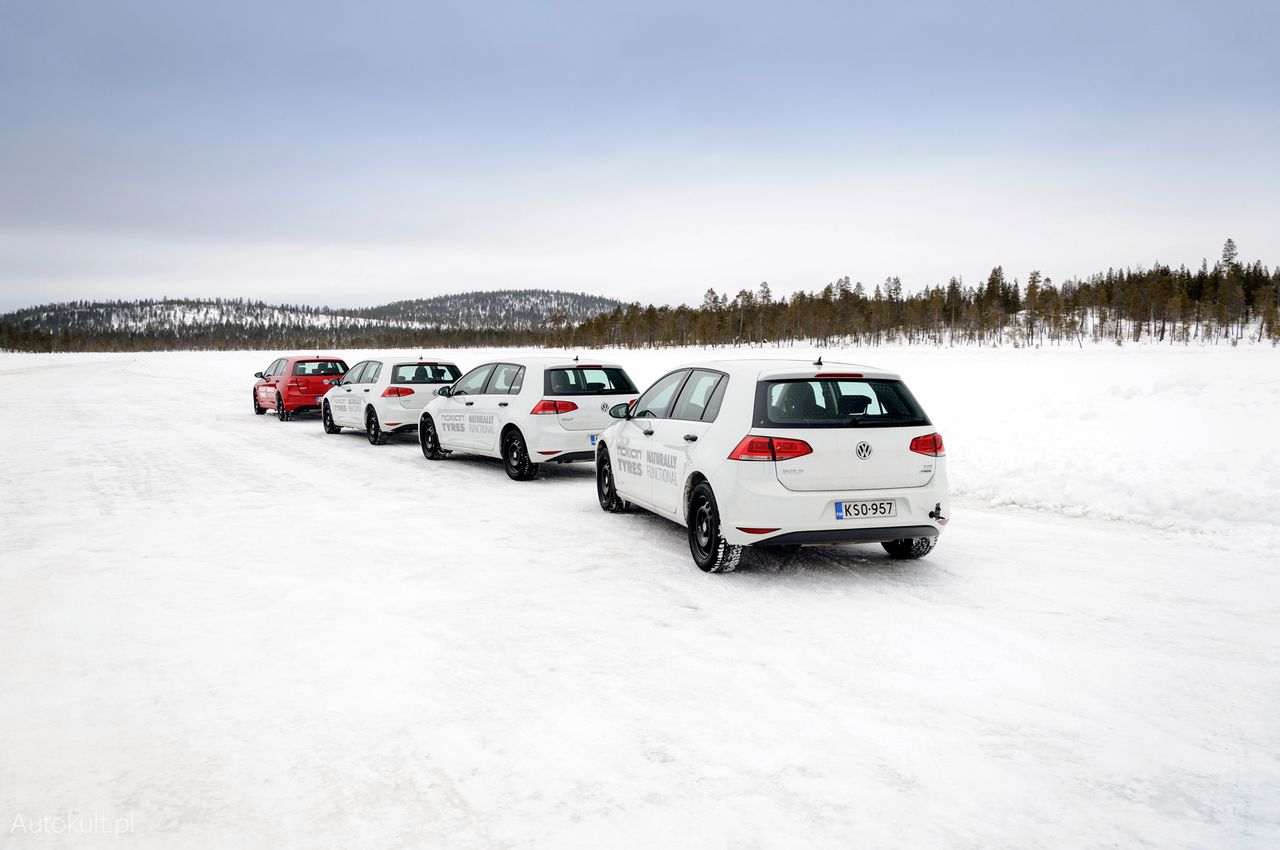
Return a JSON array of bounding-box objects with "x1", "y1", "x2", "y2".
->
[{"x1": 855, "y1": 441, "x2": 873, "y2": 460}]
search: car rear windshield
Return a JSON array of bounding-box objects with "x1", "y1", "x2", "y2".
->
[
  {"x1": 753, "y1": 378, "x2": 931, "y2": 429},
  {"x1": 544, "y1": 367, "x2": 637, "y2": 395},
  {"x1": 392, "y1": 363, "x2": 461, "y2": 384},
  {"x1": 293, "y1": 360, "x2": 347, "y2": 376}
]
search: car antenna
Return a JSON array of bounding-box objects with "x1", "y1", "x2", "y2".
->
[
  {"x1": 813, "y1": 356, "x2": 823, "y2": 367},
  {"x1": 573, "y1": 355, "x2": 579, "y2": 362}
]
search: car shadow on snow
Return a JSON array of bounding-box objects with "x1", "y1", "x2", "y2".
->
[
  {"x1": 616, "y1": 507, "x2": 941, "y2": 583},
  {"x1": 743, "y1": 544, "x2": 941, "y2": 583},
  {"x1": 424, "y1": 452, "x2": 596, "y2": 485}
]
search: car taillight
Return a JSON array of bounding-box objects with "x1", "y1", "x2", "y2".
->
[
  {"x1": 728, "y1": 436, "x2": 813, "y2": 461},
  {"x1": 910, "y1": 433, "x2": 945, "y2": 457},
  {"x1": 382, "y1": 387, "x2": 414, "y2": 397},
  {"x1": 530, "y1": 400, "x2": 579, "y2": 414}
]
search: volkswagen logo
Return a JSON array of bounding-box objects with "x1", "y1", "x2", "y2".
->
[
  {"x1": 855, "y1": 441, "x2": 873, "y2": 460},
  {"x1": 600, "y1": 402, "x2": 609, "y2": 411}
]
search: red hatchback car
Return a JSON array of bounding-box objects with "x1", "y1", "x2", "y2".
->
[{"x1": 253, "y1": 355, "x2": 349, "y2": 421}]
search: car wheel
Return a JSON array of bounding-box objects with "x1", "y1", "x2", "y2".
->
[
  {"x1": 253, "y1": 391, "x2": 265, "y2": 415},
  {"x1": 596, "y1": 446, "x2": 627, "y2": 512},
  {"x1": 322, "y1": 402, "x2": 341, "y2": 434},
  {"x1": 420, "y1": 415, "x2": 447, "y2": 460},
  {"x1": 882, "y1": 537, "x2": 937, "y2": 560},
  {"x1": 276, "y1": 394, "x2": 290, "y2": 422},
  {"x1": 366, "y1": 408, "x2": 387, "y2": 445},
  {"x1": 502, "y1": 428, "x2": 538, "y2": 481},
  {"x1": 687, "y1": 482, "x2": 742, "y2": 573}
]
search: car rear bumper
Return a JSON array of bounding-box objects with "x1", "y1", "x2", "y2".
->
[
  {"x1": 528, "y1": 426, "x2": 601, "y2": 463},
  {"x1": 761, "y1": 525, "x2": 940, "y2": 545},
  {"x1": 712, "y1": 465, "x2": 949, "y2": 547}
]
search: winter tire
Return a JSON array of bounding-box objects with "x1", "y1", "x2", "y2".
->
[
  {"x1": 253, "y1": 392, "x2": 265, "y2": 415},
  {"x1": 881, "y1": 537, "x2": 937, "y2": 560},
  {"x1": 276, "y1": 394, "x2": 290, "y2": 422},
  {"x1": 322, "y1": 402, "x2": 341, "y2": 434},
  {"x1": 420, "y1": 415, "x2": 447, "y2": 460},
  {"x1": 596, "y1": 446, "x2": 627, "y2": 512},
  {"x1": 502, "y1": 428, "x2": 538, "y2": 481},
  {"x1": 366, "y1": 408, "x2": 387, "y2": 445},
  {"x1": 687, "y1": 482, "x2": 742, "y2": 573}
]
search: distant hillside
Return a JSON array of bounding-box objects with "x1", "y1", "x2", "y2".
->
[
  {"x1": 0, "y1": 289, "x2": 621, "y2": 350},
  {"x1": 351, "y1": 290, "x2": 622, "y2": 330}
]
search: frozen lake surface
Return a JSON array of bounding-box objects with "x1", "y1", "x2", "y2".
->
[{"x1": 1, "y1": 345, "x2": 1277, "y2": 849}]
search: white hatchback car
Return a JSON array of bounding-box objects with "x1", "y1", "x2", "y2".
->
[
  {"x1": 594, "y1": 359, "x2": 949, "y2": 572},
  {"x1": 320, "y1": 356, "x2": 462, "y2": 445},
  {"x1": 418, "y1": 356, "x2": 639, "y2": 480}
]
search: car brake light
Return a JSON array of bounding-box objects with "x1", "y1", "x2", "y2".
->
[
  {"x1": 382, "y1": 387, "x2": 414, "y2": 397},
  {"x1": 728, "y1": 436, "x2": 813, "y2": 461},
  {"x1": 816, "y1": 372, "x2": 863, "y2": 378},
  {"x1": 531, "y1": 400, "x2": 579, "y2": 414},
  {"x1": 736, "y1": 527, "x2": 781, "y2": 534},
  {"x1": 910, "y1": 433, "x2": 945, "y2": 457}
]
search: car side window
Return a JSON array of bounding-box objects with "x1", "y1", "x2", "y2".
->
[
  {"x1": 362, "y1": 362, "x2": 382, "y2": 384},
  {"x1": 702, "y1": 375, "x2": 729, "y2": 422},
  {"x1": 485, "y1": 363, "x2": 523, "y2": 394},
  {"x1": 344, "y1": 362, "x2": 367, "y2": 385},
  {"x1": 633, "y1": 370, "x2": 689, "y2": 419},
  {"x1": 452, "y1": 364, "x2": 495, "y2": 396},
  {"x1": 671, "y1": 370, "x2": 724, "y2": 421},
  {"x1": 508, "y1": 367, "x2": 524, "y2": 394},
  {"x1": 269, "y1": 359, "x2": 286, "y2": 376}
]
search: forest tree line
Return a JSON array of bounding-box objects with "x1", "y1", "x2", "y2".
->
[{"x1": 3, "y1": 241, "x2": 1277, "y2": 352}]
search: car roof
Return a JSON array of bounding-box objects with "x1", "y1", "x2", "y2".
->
[
  {"x1": 381, "y1": 354, "x2": 460, "y2": 365},
  {"x1": 284, "y1": 354, "x2": 347, "y2": 361},
  {"x1": 671, "y1": 358, "x2": 901, "y2": 380},
  {"x1": 475, "y1": 355, "x2": 625, "y2": 370}
]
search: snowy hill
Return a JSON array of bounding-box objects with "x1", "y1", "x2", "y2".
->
[{"x1": 1, "y1": 289, "x2": 621, "y2": 339}]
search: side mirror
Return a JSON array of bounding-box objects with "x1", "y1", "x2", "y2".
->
[
  {"x1": 254, "y1": 371, "x2": 264, "y2": 379},
  {"x1": 608, "y1": 402, "x2": 631, "y2": 419},
  {"x1": 435, "y1": 386, "x2": 452, "y2": 397}
]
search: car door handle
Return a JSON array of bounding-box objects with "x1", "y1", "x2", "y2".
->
[
  {"x1": 683, "y1": 434, "x2": 698, "y2": 442},
  {"x1": 642, "y1": 427, "x2": 654, "y2": 436},
  {"x1": 363, "y1": 389, "x2": 370, "y2": 393},
  {"x1": 464, "y1": 401, "x2": 474, "y2": 406},
  {"x1": 498, "y1": 402, "x2": 508, "y2": 407}
]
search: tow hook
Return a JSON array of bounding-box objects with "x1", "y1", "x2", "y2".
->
[{"x1": 929, "y1": 503, "x2": 948, "y2": 525}]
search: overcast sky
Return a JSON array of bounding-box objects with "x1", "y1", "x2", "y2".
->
[{"x1": 1, "y1": 0, "x2": 1277, "y2": 311}]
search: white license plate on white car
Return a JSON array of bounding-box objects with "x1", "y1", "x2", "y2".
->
[{"x1": 835, "y1": 500, "x2": 896, "y2": 520}]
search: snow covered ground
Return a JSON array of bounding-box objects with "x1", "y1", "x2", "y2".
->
[{"x1": 1, "y1": 345, "x2": 1277, "y2": 849}]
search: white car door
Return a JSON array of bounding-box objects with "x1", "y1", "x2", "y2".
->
[
  {"x1": 354, "y1": 361, "x2": 383, "y2": 425},
  {"x1": 335, "y1": 362, "x2": 366, "y2": 426},
  {"x1": 647, "y1": 369, "x2": 727, "y2": 520},
  {"x1": 441, "y1": 364, "x2": 494, "y2": 449},
  {"x1": 613, "y1": 369, "x2": 689, "y2": 510},
  {"x1": 470, "y1": 363, "x2": 524, "y2": 454}
]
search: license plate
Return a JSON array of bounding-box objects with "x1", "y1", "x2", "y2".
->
[
  {"x1": 590, "y1": 434, "x2": 597, "y2": 445},
  {"x1": 835, "y1": 500, "x2": 896, "y2": 520}
]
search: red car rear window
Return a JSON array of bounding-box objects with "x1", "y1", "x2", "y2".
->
[{"x1": 292, "y1": 360, "x2": 347, "y2": 377}]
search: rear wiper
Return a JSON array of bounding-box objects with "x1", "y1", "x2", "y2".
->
[{"x1": 846, "y1": 416, "x2": 864, "y2": 427}]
